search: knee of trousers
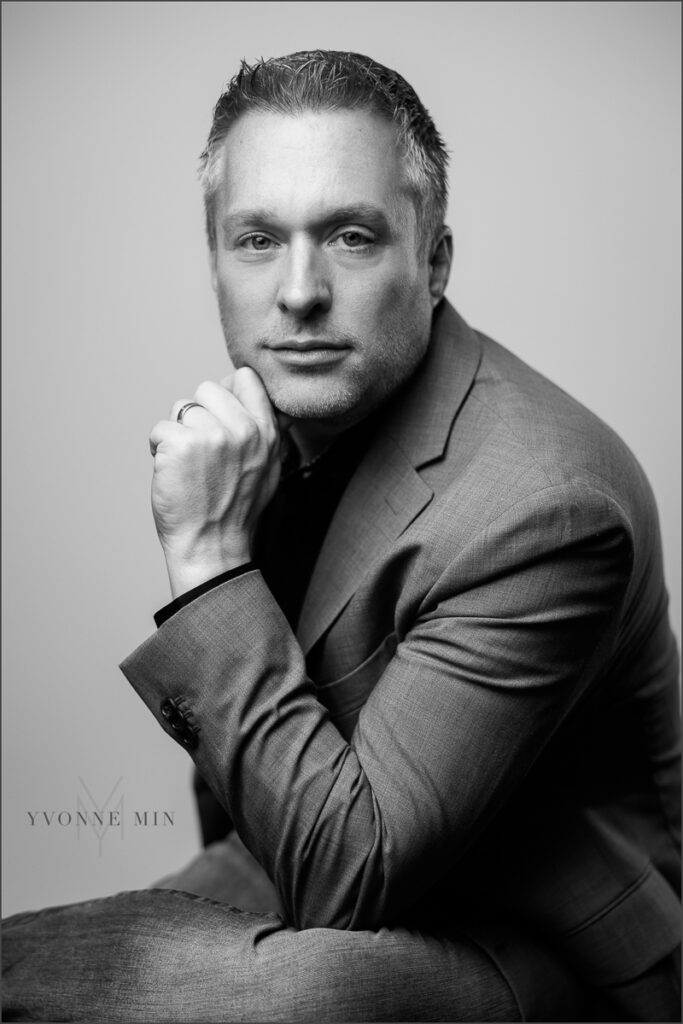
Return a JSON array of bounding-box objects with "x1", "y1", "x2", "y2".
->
[
  {"x1": 244, "y1": 922, "x2": 521, "y2": 1022},
  {"x1": 2, "y1": 893, "x2": 518, "y2": 1022}
]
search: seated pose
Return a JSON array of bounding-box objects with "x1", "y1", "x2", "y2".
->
[{"x1": 3, "y1": 50, "x2": 680, "y2": 1023}]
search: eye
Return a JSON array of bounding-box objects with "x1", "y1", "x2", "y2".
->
[
  {"x1": 240, "y1": 233, "x2": 275, "y2": 251},
  {"x1": 332, "y1": 229, "x2": 374, "y2": 252},
  {"x1": 341, "y1": 231, "x2": 366, "y2": 247},
  {"x1": 341, "y1": 231, "x2": 372, "y2": 248}
]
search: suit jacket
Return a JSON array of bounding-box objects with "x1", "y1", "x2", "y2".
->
[{"x1": 121, "y1": 300, "x2": 681, "y2": 1006}]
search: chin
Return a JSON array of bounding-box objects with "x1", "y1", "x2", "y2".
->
[{"x1": 267, "y1": 380, "x2": 362, "y2": 422}]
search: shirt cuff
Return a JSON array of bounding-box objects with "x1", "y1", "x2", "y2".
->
[{"x1": 154, "y1": 562, "x2": 256, "y2": 627}]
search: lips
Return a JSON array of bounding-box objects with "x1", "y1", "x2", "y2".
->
[
  {"x1": 265, "y1": 340, "x2": 351, "y2": 367},
  {"x1": 267, "y1": 340, "x2": 349, "y2": 352}
]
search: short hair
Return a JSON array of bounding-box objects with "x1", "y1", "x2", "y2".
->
[{"x1": 199, "y1": 50, "x2": 449, "y2": 254}]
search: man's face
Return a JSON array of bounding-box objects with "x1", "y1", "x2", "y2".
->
[{"x1": 210, "y1": 109, "x2": 437, "y2": 428}]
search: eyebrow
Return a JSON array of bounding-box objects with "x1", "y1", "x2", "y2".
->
[{"x1": 220, "y1": 204, "x2": 392, "y2": 236}]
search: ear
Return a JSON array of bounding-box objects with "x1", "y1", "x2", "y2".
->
[
  {"x1": 428, "y1": 227, "x2": 453, "y2": 308},
  {"x1": 208, "y1": 247, "x2": 218, "y2": 293}
]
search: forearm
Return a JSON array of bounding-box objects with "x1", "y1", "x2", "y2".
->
[{"x1": 122, "y1": 569, "x2": 383, "y2": 929}]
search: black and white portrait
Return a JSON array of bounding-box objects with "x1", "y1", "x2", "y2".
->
[{"x1": 3, "y1": 3, "x2": 680, "y2": 1020}]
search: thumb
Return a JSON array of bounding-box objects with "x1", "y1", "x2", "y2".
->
[{"x1": 220, "y1": 369, "x2": 292, "y2": 432}]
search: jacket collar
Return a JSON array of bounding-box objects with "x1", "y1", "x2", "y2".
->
[
  {"x1": 380, "y1": 299, "x2": 482, "y2": 469},
  {"x1": 297, "y1": 300, "x2": 482, "y2": 653}
]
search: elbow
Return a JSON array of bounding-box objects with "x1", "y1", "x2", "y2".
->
[{"x1": 277, "y1": 844, "x2": 390, "y2": 932}]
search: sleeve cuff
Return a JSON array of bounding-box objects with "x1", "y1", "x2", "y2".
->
[{"x1": 154, "y1": 562, "x2": 256, "y2": 627}]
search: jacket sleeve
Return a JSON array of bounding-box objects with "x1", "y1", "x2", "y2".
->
[
  {"x1": 119, "y1": 484, "x2": 634, "y2": 930},
  {"x1": 193, "y1": 767, "x2": 233, "y2": 847}
]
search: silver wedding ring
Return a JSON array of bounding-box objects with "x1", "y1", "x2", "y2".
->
[{"x1": 176, "y1": 401, "x2": 203, "y2": 424}]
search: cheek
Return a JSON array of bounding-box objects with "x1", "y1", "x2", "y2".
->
[
  {"x1": 348, "y1": 265, "x2": 425, "y2": 326},
  {"x1": 366, "y1": 255, "x2": 421, "y2": 301},
  {"x1": 216, "y1": 270, "x2": 271, "y2": 327}
]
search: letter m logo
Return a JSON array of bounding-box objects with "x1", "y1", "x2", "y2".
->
[{"x1": 77, "y1": 777, "x2": 124, "y2": 856}]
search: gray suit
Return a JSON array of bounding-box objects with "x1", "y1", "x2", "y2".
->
[
  {"x1": 6, "y1": 301, "x2": 679, "y2": 1020},
  {"x1": 120, "y1": 300, "x2": 681, "y2": 1014}
]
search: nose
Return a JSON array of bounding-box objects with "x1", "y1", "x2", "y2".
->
[{"x1": 276, "y1": 239, "x2": 332, "y2": 318}]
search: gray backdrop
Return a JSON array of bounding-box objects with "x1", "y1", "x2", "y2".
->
[{"x1": 2, "y1": 0, "x2": 680, "y2": 917}]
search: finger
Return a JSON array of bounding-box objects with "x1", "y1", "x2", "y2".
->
[
  {"x1": 222, "y1": 370, "x2": 289, "y2": 433},
  {"x1": 226, "y1": 366, "x2": 277, "y2": 427},
  {"x1": 149, "y1": 419, "x2": 184, "y2": 455},
  {"x1": 192, "y1": 380, "x2": 274, "y2": 445},
  {"x1": 191, "y1": 380, "x2": 248, "y2": 429},
  {"x1": 169, "y1": 399, "x2": 210, "y2": 426}
]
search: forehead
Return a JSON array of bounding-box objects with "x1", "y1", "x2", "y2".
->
[{"x1": 215, "y1": 109, "x2": 411, "y2": 222}]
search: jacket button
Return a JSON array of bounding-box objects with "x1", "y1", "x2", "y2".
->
[
  {"x1": 159, "y1": 697, "x2": 199, "y2": 749},
  {"x1": 160, "y1": 698, "x2": 182, "y2": 731},
  {"x1": 160, "y1": 698, "x2": 174, "y2": 720}
]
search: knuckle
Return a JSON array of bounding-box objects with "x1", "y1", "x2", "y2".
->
[
  {"x1": 233, "y1": 419, "x2": 257, "y2": 446},
  {"x1": 262, "y1": 426, "x2": 277, "y2": 455},
  {"x1": 183, "y1": 424, "x2": 207, "y2": 448},
  {"x1": 194, "y1": 380, "x2": 217, "y2": 404},
  {"x1": 247, "y1": 418, "x2": 262, "y2": 443},
  {"x1": 184, "y1": 415, "x2": 225, "y2": 450},
  {"x1": 234, "y1": 365, "x2": 255, "y2": 383},
  {"x1": 208, "y1": 424, "x2": 228, "y2": 448},
  {"x1": 175, "y1": 428, "x2": 194, "y2": 452}
]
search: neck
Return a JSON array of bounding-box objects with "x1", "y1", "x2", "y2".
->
[{"x1": 288, "y1": 418, "x2": 350, "y2": 464}]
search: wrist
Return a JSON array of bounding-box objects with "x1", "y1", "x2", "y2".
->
[{"x1": 162, "y1": 540, "x2": 251, "y2": 600}]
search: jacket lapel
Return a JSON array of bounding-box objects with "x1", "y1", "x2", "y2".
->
[{"x1": 297, "y1": 301, "x2": 482, "y2": 654}]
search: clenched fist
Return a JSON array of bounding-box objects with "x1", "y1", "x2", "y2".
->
[{"x1": 149, "y1": 367, "x2": 282, "y2": 598}]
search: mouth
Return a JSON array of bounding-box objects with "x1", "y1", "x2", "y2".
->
[
  {"x1": 265, "y1": 340, "x2": 351, "y2": 366},
  {"x1": 268, "y1": 339, "x2": 349, "y2": 352}
]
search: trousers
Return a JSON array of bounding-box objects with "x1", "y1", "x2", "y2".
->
[{"x1": 2, "y1": 835, "x2": 679, "y2": 1022}]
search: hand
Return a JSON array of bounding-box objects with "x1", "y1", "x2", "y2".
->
[{"x1": 149, "y1": 367, "x2": 281, "y2": 598}]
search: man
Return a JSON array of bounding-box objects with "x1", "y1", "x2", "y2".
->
[{"x1": 3, "y1": 50, "x2": 680, "y2": 1022}]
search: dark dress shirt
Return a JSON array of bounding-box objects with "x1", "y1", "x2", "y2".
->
[{"x1": 154, "y1": 418, "x2": 376, "y2": 630}]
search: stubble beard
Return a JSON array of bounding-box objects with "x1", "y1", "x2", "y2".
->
[{"x1": 219, "y1": 312, "x2": 431, "y2": 427}]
